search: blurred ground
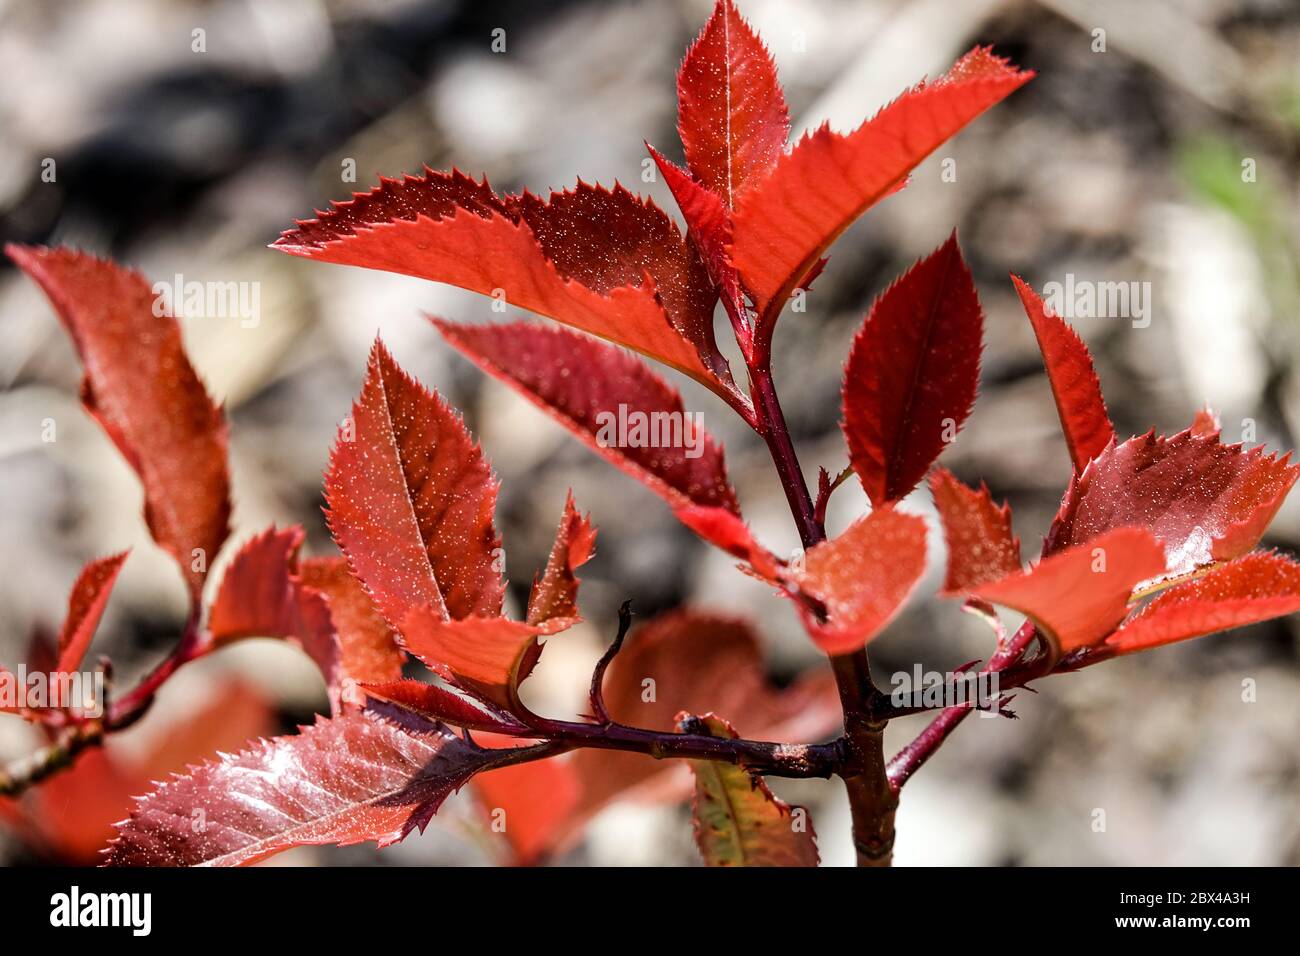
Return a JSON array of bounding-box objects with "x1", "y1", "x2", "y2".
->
[{"x1": 1, "y1": 0, "x2": 1299, "y2": 865}]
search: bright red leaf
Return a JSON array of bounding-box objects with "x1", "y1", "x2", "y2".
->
[
  {"x1": 472, "y1": 732, "x2": 583, "y2": 867},
  {"x1": 1012, "y1": 275, "x2": 1114, "y2": 471},
  {"x1": 972, "y1": 527, "x2": 1166, "y2": 654},
  {"x1": 7, "y1": 246, "x2": 231, "y2": 602},
  {"x1": 360, "y1": 679, "x2": 526, "y2": 734},
  {"x1": 1046, "y1": 428, "x2": 1299, "y2": 577},
  {"x1": 274, "y1": 172, "x2": 736, "y2": 398},
  {"x1": 731, "y1": 48, "x2": 1032, "y2": 338},
  {"x1": 526, "y1": 493, "x2": 597, "y2": 628},
  {"x1": 929, "y1": 468, "x2": 1020, "y2": 594},
  {"x1": 55, "y1": 551, "x2": 129, "y2": 675},
  {"x1": 398, "y1": 607, "x2": 548, "y2": 712},
  {"x1": 432, "y1": 319, "x2": 741, "y2": 515},
  {"x1": 789, "y1": 506, "x2": 928, "y2": 654},
  {"x1": 325, "y1": 338, "x2": 504, "y2": 628},
  {"x1": 1106, "y1": 552, "x2": 1300, "y2": 656},
  {"x1": 676, "y1": 0, "x2": 789, "y2": 207},
  {"x1": 843, "y1": 234, "x2": 983, "y2": 506},
  {"x1": 105, "y1": 710, "x2": 519, "y2": 867}
]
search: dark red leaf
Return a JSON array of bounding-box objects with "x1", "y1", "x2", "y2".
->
[
  {"x1": 842, "y1": 234, "x2": 983, "y2": 506},
  {"x1": 55, "y1": 552, "x2": 129, "y2": 675},
  {"x1": 104, "y1": 710, "x2": 516, "y2": 866},
  {"x1": 676, "y1": 0, "x2": 789, "y2": 207},
  {"x1": 1106, "y1": 552, "x2": 1300, "y2": 656},
  {"x1": 7, "y1": 246, "x2": 231, "y2": 602},
  {"x1": 929, "y1": 468, "x2": 1020, "y2": 594},
  {"x1": 972, "y1": 527, "x2": 1166, "y2": 654},
  {"x1": 1046, "y1": 428, "x2": 1299, "y2": 577},
  {"x1": 731, "y1": 48, "x2": 1031, "y2": 335},
  {"x1": 526, "y1": 493, "x2": 596, "y2": 628},
  {"x1": 1011, "y1": 275, "x2": 1114, "y2": 471},
  {"x1": 432, "y1": 319, "x2": 741, "y2": 515},
  {"x1": 788, "y1": 505, "x2": 928, "y2": 654},
  {"x1": 325, "y1": 338, "x2": 504, "y2": 627}
]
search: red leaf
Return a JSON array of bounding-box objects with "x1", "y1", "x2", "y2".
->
[
  {"x1": 789, "y1": 506, "x2": 928, "y2": 654},
  {"x1": 676, "y1": 0, "x2": 789, "y2": 206},
  {"x1": 731, "y1": 48, "x2": 1032, "y2": 332},
  {"x1": 2, "y1": 680, "x2": 273, "y2": 864},
  {"x1": 526, "y1": 493, "x2": 597, "y2": 628},
  {"x1": 687, "y1": 713, "x2": 818, "y2": 867},
  {"x1": 647, "y1": 145, "x2": 744, "y2": 315},
  {"x1": 55, "y1": 552, "x2": 129, "y2": 675},
  {"x1": 1046, "y1": 429, "x2": 1299, "y2": 577},
  {"x1": 208, "y1": 528, "x2": 357, "y2": 712},
  {"x1": 360, "y1": 679, "x2": 525, "y2": 734},
  {"x1": 398, "y1": 607, "x2": 549, "y2": 712},
  {"x1": 972, "y1": 527, "x2": 1166, "y2": 654},
  {"x1": 105, "y1": 710, "x2": 516, "y2": 866},
  {"x1": 1190, "y1": 405, "x2": 1221, "y2": 438},
  {"x1": 842, "y1": 234, "x2": 983, "y2": 506},
  {"x1": 672, "y1": 505, "x2": 781, "y2": 580},
  {"x1": 929, "y1": 469, "x2": 1020, "y2": 594},
  {"x1": 1011, "y1": 275, "x2": 1114, "y2": 471},
  {"x1": 274, "y1": 172, "x2": 735, "y2": 398},
  {"x1": 298, "y1": 557, "x2": 405, "y2": 690},
  {"x1": 7, "y1": 246, "x2": 231, "y2": 602},
  {"x1": 326, "y1": 338, "x2": 504, "y2": 627},
  {"x1": 432, "y1": 319, "x2": 741, "y2": 514},
  {"x1": 1106, "y1": 552, "x2": 1300, "y2": 656}
]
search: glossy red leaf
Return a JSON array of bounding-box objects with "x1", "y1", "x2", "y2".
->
[
  {"x1": 789, "y1": 506, "x2": 928, "y2": 654},
  {"x1": 274, "y1": 171, "x2": 734, "y2": 397},
  {"x1": 731, "y1": 48, "x2": 1032, "y2": 333},
  {"x1": 929, "y1": 468, "x2": 1020, "y2": 594},
  {"x1": 326, "y1": 338, "x2": 504, "y2": 628},
  {"x1": 398, "y1": 606, "x2": 549, "y2": 712},
  {"x1": 676, "y1": 0, "x2": 789, "y2": 207},
  {"x1": 1106, "y1": 552, "x2": 1300, "y2": 656},
  {"x1": 688, "y1": 713, "x2": 818, "y2": 867},
  {"x1": 843, "y1": 234, "x2": 983, "y2": 506},
  {"x1": 104, "y1": 710, "x2": 517, "y2": 866},
  {"x1": 1046, "y1": 428, "x2": 1299, "y2": 577},
  {"x1": 432, "y1": 319, "x2": 740, "y2": 514},
  {"x1": 55, "y1": 552, "x2": 129, "y2": 675},
  {"x1": 7, "y1": 246, "x2": 231, "y2": 602},
  {"x1": 972, "y1": 527, "x2": 1166, "y2": 654},
  {"x1": 1011, "y1": 275, "x2": 1114, "y2": 471},
  {"x1": 1190, "y1": 405, "x2": 1221, "y2": 438},
  {"x1": 526, "y1": 493, "x2": 597, "y2": 628}
]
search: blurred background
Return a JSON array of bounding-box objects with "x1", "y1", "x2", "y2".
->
[{"x1": 2, "y1": 0, "x2": 1299, "y2": 866}]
